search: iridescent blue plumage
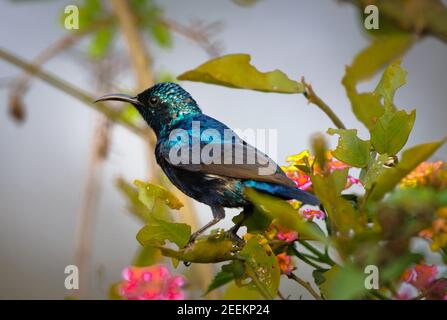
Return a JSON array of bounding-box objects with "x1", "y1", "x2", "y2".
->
[{"x1": 95, "y1": 82, "x2": 319, "y2": 244}]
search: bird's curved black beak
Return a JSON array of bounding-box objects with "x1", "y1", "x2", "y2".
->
[{"x1": 94, "y1": 93, "x2": 144, "y2": 109}]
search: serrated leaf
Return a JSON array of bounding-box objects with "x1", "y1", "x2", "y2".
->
[
  {"x1": 361, "y1": 154, "x2": 389, "y2": 190},
  {"x1": 239, "y1": 237, "x2": 280, "y2": 299},
  {"x1": 371, "y1": 109, "x2": 415, "y2": 155},
  {"x1": 178, "y1": 54, "x2": 305, "y2": 94},
  {"x1": 368, "y1": 139, "x2": 447, "y2": 202},
  {"x1": 136, "y1": 217, "x2": 191, "y2": 248},
  {"x1": 327, "y1": 128, "x2": 370, "y2": 168},
  {"x1": 133, "y1": 179, "x2": 183, "y2": 211},
  {"x1": 348, "y1": 92, "x2": 384, "y2": 130},
  {"x1": 374, "y1": 108, "x2": 415, "y2": 149},
  {"x1": 374, "y1": 60, "x2": 407, "y2": 108},
  {"x1": 244, "y1": 188, "x2": 327, "y2": 242}
]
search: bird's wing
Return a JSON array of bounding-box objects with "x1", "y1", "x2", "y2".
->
[{"x1": 158, "y1": 114, "x2": 296, "y2": 188}]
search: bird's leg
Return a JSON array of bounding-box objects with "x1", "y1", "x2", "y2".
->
[
  {"x1": 225, "y1": 205, "x2": 253, "y2": 245},
  {"x1": 187, "y1": 206, "x2": 225, "y2": 246}
]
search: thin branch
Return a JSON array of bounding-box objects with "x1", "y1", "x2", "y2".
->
[
  {"x1": 8, "y1": 16, "x2": 114, "y2": 121},
  {"x1": 74, "y1": 115, "x2": 110, "y2": 299},
  {"x1": 288, "y1": 273, "x2": 322, "y2": 300},
  {"x1": 302, "y1": 77, "x2": 346, "y2": 130},
  {"x1": 162, "y1": 18, "x2": 223, "y2": 57},
  {"x1": 0, "y1": 47, "x2": 146, "y2": 136},
  {"x1": 299, "y1": 240, "x2": 337, "y2": 266}
]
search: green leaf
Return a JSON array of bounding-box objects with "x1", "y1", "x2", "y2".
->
[
  {"x1": 360, "y1": 154, "x2": 389, "y2": 190},
  {"x1": 133, "y1": 179, "x2": 183, "y2": 211},
  {"x1": 232, "y1": 207, "x2": 272, "y2": 233},
  {"x1": 205, "y1": 261, "x2": 244, "y2": 294},
  {"x1": 88, "y1": 27, "x2": 114, "y2": 59},
  {"x1": 244, "y1": 188, "x2": 327, "y2": 242},
  {"x1": 150, "y1": 22, "x2": 172, "y2": 48},
  {"x1": 116, "y1": 178, "x2": 152, "y2": 222},
  {"x1": 132, "y1": 245, "x2": 161, "y2": 267},
  {"x1": 327, "y1": 128, "x2": 370, "y2": 168},
  {"x1": 156, "y1": 235, "x2": 237, "y2": 263},
  {"x1": 368, "y1": 139, "x2": 447, "y2": 202},
  {"x1": 319, "y1": 265, "x2": 366, "y2": 300},
  {"x1": 311, "y1": 172, "x2": 361, "y2": 235},
  {"x1": 136, "y1": 217, "x2": 191, "y2": 248},
  {"x1": 222, "y1": 282, "x2": 262, "y2": 300},
  {"x1": 120, "y1": 104, "x2": 142, "y2": 125},
  {"x1": 178, "y1": 54, "x2": 305, "y2": 94},
  {"x1": 348, "y1": 93, "x2": 384, "y2": 131},
  {"x1": 371, "y1": 109, "x2": 416, "y2": 155},
  {"x1": 374, "y1": 60, "x2": 407, "y2": 108},
  {"x1": 232, "y1": 0, "x2": 262, "y2": 7},
  {"x1": 239, "y1": 237, "x2": 280, "y2": 299},
  {"x1": 344, "y1": 34, "x2": 413, "y2": 85}
]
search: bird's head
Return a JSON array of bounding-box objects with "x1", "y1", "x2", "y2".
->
[{"x1": 95, "y1": 82, "x2": 202, "y2": 135}]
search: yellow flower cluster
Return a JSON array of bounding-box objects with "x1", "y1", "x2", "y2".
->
[
  {"x1": 420, "y1": 207, "x2": 447, "y2": 251},
  {"x1": 400, "y1": 161, "x2": 444, "y2": 188}
]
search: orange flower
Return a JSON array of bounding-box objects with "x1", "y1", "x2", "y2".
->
[
  {"x1": 276, "y1": 253, "x2": 295, "y2": 275},
  {"x1": 400, "y1": 161, "x2": 444, "y2": 188}
]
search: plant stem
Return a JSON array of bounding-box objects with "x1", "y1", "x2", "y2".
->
[
  {"x1": 299, "y1": 240, "x2": 337, "y2": 266},
  {"x1": 288, "y1": 273, "x2": 322, "y2": 300},
  {"x1": 0, "y1": 47, "x2": 146, "y2": 136},
  {"x1": 290, "y1": 246, "x2": 326, "y2": 270},
  {"x1": 302, "y1": 79, "x2": 346, "y2": 129}
]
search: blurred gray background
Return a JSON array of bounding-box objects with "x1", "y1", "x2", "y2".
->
[{"x1": 0, "y1": 0, "x2": 446, "y2": 299}]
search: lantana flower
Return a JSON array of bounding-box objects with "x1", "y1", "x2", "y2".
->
[
  {"x1": 400, "y1": 161, "x2": 444, "y2": 188},
  {"x1": 302, "y1": 208, "x2": 326, "y2": 220},
  {"x1": 401, "y1": 264, "x2": 438, "y2": 291},
  {"x1": 419, "y1": 207, "x2": 447, "y2": 251},
  {"x1": 118, "y1": 264, "x2": 185, "y2": 300},
  {"x1": 276, "y1": 225, "x2": 298, "y2": 243},
  {"x1": 282, "y1": 150, "x2": 361, "y2": 193},
  {"x1": 276, "y1": 252, "x2": 295, "y2": 275}
]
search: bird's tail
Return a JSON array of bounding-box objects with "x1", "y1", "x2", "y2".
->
[{"x1": 243, "y1": 181, "x2": 320, "y2": 206}]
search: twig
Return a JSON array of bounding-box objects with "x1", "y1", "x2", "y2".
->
[
  {"x1": 74, "y1": 115, "x2": 110, "y2": 299},
  {"x1": 299, "y1": 240, "x2": 337, "y2": 266},
  {"x1": 290, "y1": 246, "x2": 326, "y2": 270},
  {"x1": 0, "y1": 47, "x2": 146, "y2": 136},
  {"x1": 162, "y1": 18, "x2": 223, "y2": 57},
  {"x1": 302, "y1": 77, "x2": 346, "y2": 130},
  {"x1": 288, "y1": 273, "x2": 322, "y2": 300},
  {"x1": 8, "y1": 16, "x2": 114, "y2": 121}
]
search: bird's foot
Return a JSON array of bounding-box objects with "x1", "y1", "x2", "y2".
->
[{"x1": 224, "y1": 229, "x2": 245, "y2": 246}]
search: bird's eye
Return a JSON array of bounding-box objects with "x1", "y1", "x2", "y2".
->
[{"x1": 149, "y1": 96, "x2": 159, "y2": 105}]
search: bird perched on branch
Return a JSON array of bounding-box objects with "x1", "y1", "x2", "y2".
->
[{"x1": 95, "y1": 82, "x2": 319, "y2": 245}]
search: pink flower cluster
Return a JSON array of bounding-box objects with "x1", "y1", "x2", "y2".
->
[
  {"x1": 396, "y1": 264, "x2": 447, "y2": 300},
  {"x1": 119, "y1": 264, "x2": 185, "y2": 300},
  {"x1": 282, "y1": 151, "x2": 362, "y2": 193}
]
